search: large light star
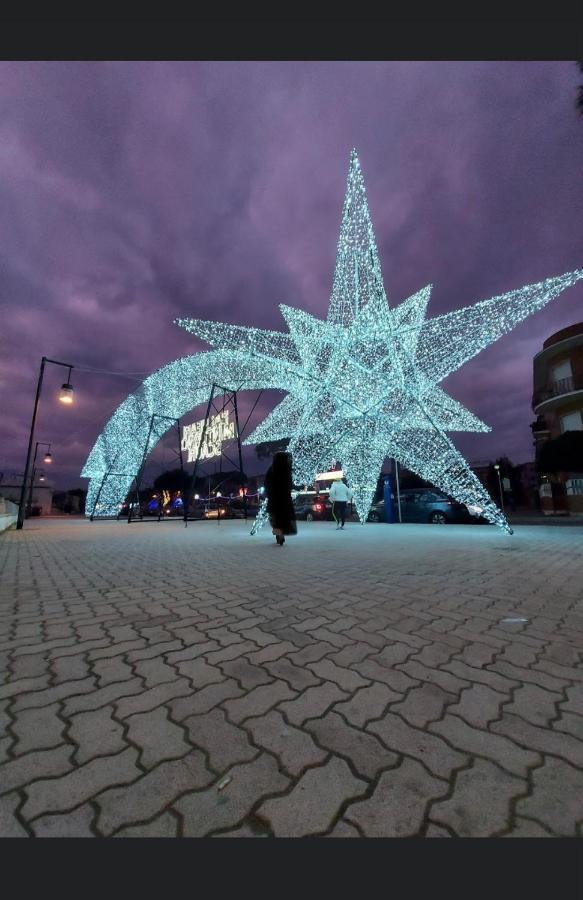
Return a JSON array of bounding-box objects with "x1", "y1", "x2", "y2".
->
[{"x1": 177, "y1": 150, "x2": 582, "y2": 532}]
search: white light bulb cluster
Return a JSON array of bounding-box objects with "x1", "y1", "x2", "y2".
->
[{"x1": 83, "y1": 150, "x2": 582, "y2": 532}]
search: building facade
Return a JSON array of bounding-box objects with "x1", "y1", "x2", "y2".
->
[
  {"x1": 0, "y1": 473, "x2": 54, "y2": 517},
  {"x1": 531, "y1": 322, "x2": 583, "y2": 515}
]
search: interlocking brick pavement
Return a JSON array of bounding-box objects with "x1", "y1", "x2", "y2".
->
[
  {"x1": 430, "y1": 759, "x2": 525, "y2": 837},
  {"x1": 345, "y1": 758, "x2": 445, "y2": 837},
  {"x1": 183, "y1": 707, "x2": 256, "y2": 771},
  {"x1": 68, "y1": 705, "x2": 126, "y2": 764},
  {"x1": 245, "y1": 708, "x2": 327, "y2": 775},
  {"x1": 176, "y1": 754, "x2": 288, "y2": 837},
  {"x1": 256, "y1": 756, "x2": 366, "y2": 836},
  {"x1": 1, "y1": 518, "x2": 583, "y2": 836},
  {"x1": 31, "y1": 804, "x2": 96, "y2": 837}
]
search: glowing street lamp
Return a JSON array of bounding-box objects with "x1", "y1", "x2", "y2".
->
[
  {"x1": 59, "y1": 384, "x2": 74, "y2": 404},
  {"x1": 59, "y1": 367, "x2": 75, "y2": 404},
  {"x1": 43, "y1": 449, "x2": 52, "y2": 464}
]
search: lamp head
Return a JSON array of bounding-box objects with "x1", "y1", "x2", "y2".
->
[{"x1": 59, "y1": 382, "x2": 74, "y2": 404}]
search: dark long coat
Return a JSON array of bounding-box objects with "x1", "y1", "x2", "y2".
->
[{"x1": 265, "y1": 465, "x2": 297, "y2": 535}]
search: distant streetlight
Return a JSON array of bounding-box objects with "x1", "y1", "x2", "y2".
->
[
  {"x1": 493, "y1": 464, "x2": 504, "y2": 510},
  {"x1": 17, "y1": 356, "x2": 74, "y2": 530},
  {"x1": 26, "y1": 441, "x2": 52, "y2": 518}
]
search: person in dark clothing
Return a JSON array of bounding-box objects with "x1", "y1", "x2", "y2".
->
[{"x1": 264, "y1": 451, "x2": 297, "y2": 546}]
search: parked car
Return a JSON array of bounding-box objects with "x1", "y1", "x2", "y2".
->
[
  {"x1": 188, "y1": 500, "x2": 207, "y2": 520},
  {"x1": 368, "y1": 489, "x2": 478, "y2": 524},
  {"x1": 202, "y1": 498, "x2": 247, "y2": 520},
  {"x1": 293, "y1": 492, "x2": 334, "y2": 521}
]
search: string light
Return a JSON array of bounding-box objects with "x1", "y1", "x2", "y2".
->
[{"x1": 83, "y1": 150, "x2": 582, "y2": 532}]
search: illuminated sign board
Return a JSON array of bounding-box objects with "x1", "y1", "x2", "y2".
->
[
  {"x1": 181, "y1": 410, "x2": 235, "y2": 463},
  {"x1": 315, "y1": 470, "x2": 344, "y2": 482}
]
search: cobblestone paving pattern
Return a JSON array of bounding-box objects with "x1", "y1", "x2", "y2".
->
[{"x1": 1, "y1": 518, "x2": 582, "y2": 837}]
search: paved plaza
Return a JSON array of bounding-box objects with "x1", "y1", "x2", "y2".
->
[{"x1": 1, "y1": 517, "x2": 583, "y2": 838}]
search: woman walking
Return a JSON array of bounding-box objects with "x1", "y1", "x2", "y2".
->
[{"x1": 264, "y1": 451, "x2": 297, "y2": 546}]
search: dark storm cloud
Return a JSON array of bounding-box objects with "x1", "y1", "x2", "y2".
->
[{"x1": 1, "y1": 61, "x2": 582, "y2": 487}]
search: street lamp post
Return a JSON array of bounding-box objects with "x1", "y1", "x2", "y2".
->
[
  {"x1": 26, "y1": 441, "x2": 52, "y2": 518},
  {"x1": 494, "y1": 464, "x2": 504, "y2": 510},
  {"x1": 17, "y1": 356, "x2": 74, "y2": 530}
]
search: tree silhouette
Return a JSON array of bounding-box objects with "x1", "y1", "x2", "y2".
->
[
  {"x1": 153, "y1": 468, "x2": 191, "y2": 494},
  {"x1": 486, "y1": 456, "x2": 524, "y2": 505}
]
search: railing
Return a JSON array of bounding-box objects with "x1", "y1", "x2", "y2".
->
[{"x1": 533, "y1": 375, "x2": 583, "y2": 408}]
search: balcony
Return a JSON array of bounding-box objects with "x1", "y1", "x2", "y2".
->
[{"x1": 533, "y1": 375, "x2": 583, "y2": 412}]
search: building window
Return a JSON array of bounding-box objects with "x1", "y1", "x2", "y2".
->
[
  {"x1": 552, "y1": 359, "x2": 572, "y2": 382},
  {"x1": 560, "y1": 411, "x2": 583, "y2": 433},
  {"x1": 566, "y1": 479, "x2": 583, "y2": 495}
]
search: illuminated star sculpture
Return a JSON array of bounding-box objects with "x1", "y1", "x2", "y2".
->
[
  {"x1": 176, "y1": 151, "x2": 582, "y2": 533},
  {"x1": 83, "y1": 151, "x2": 581, "y2": 532}
]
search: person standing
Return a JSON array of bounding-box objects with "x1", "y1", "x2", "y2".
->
[
  {"x1": 329, "y1": 477, "x2": 353, "y2": 530},
  {"x1": 264, "y1": 451, "x2": 297, "y2": 546}
]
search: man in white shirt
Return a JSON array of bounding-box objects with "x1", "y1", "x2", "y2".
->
[{"x1": 328, "y1": 478, "x2": 354, "y2": 530}]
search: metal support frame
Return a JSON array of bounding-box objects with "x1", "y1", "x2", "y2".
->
[
  {"x1": 91, "y1": 386, "x2": 262, "y2": 529},
  {"x1": 183, "y1": 383, "x2": 247, "y2": 527},
  {"x1": 494, "y1": 466, "x2": 505, "y2": 511},
  {"x1": 394, "y1": 458, "x2": 402, "y2": 523},
  {"x1": 127, "y1": 414, "x2": 183, "y2": 524},
  {"x1": 232, "y1": 392, "x2": 247, "y2": 521}
]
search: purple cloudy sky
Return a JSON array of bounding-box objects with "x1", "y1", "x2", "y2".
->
[{"x1": 1, "y1": 61, "x2": 582, "y2": 489}]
